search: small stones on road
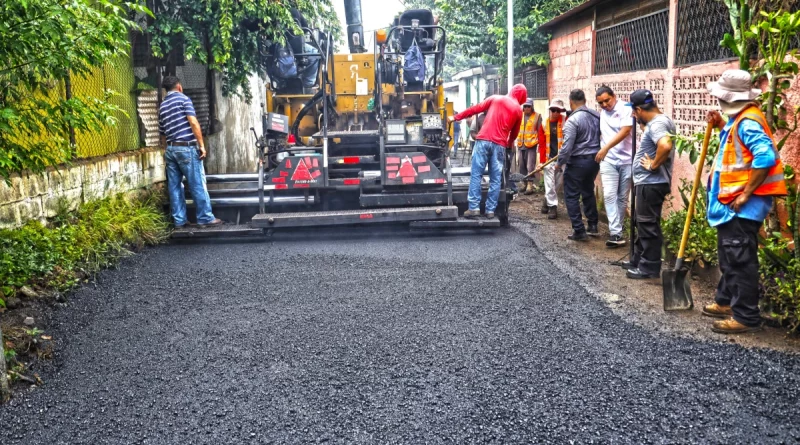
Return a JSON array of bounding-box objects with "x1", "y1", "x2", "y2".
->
[{"x1": 23, "y1": 316, "x2": 35, "y2": 326}]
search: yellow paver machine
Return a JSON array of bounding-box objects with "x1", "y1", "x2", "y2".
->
[{"x1": 175, "y1": 1, "x2": 510, "y2": 238}]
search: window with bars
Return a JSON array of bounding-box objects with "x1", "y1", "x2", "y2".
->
[
  {"x1": 675, "y1": 0, "x2": 736, "y2": 65},
  {"x1": 594, "y1": 9, "x2": 669, "y2": 75},
  {"x1": 523, "y1": 69, "x2": 548, "y2": 99},
  {"x1": 676, "y1": 0, "x2": 798, "y2": 65}
]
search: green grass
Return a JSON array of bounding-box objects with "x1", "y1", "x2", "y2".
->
[{"x1": 0, "y1": 189, "x2": 170, "y2": 301}]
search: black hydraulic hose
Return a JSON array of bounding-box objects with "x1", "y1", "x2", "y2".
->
[
  {"x1": 290, "y1": 91, "x2": 338, "y2": 144},
  {"x1": 291, "y1": 90, "x2": 323, "y2": 143}
]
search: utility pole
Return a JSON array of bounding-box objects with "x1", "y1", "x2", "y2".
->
[{"x1": 507, "y1": 0, "x2": 514, "y2": 92}]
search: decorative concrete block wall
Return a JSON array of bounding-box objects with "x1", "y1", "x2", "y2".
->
[{"x1": 0, "y1": 148, "x2": 165, "y2": 228}]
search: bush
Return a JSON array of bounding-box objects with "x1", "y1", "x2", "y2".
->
[
  {"x1": 0, "y1": 190, "x2": 169, "y2": 301},
  {"x1": 661, "y1": 180, "x2": 718, "y2": 267},
  {"x1": 759, "y1": 235, "x2": 800, "y2": 334}
]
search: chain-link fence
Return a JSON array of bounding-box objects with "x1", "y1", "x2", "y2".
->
[{"x1": 70, "y1": 55, "x2": 141, "y2": 158}]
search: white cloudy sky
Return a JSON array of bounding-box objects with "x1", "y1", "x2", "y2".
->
[{"x1": 331, "y1": 0, "x2": 408, "y2": 51}]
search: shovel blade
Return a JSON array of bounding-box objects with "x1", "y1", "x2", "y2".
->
[{"x1": 662, "y1": 268, "x2": 694, "y2": 311}]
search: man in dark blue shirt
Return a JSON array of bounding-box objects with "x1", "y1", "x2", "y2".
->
[{"x1": 159, "y1": 76, "x2": 222, "y2": 228}]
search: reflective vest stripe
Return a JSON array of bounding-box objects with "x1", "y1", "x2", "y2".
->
[
  {"x1": 518, "y1": 112, "x2": 540, "y2": 148},
  {"x1": 715, "y1": 105, "x2": 788, "y2": 204}
]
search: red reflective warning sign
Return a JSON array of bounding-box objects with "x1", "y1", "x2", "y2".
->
[
  {"x1": 291, "y1": 158, "x2": 314, "y2": 181},
  {"x1": 412, "y1": 155, "x2": 427, "y2": 164},
  {"x1": 397, "y1": 156, "x2": 417, "y2": 178}
]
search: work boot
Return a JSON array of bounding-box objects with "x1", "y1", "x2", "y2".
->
[
  {"x1": 626, "y1": 268, "x2": 660, "y2": 279},
  {"x1": 524, "y1": 183, "x2": 536, "y2": 195},
  {"x1": 541, "y1": 201, "x2": 550, "y2": 214},
  {"x1": 711, "y1": 318, "x2": 763, "y2": 334},
  {"x1": 547, "y1": 206, "x2": 558, "y2": 220},
  {"x1": 199, "y1": 218, "x2": 224, "y2": 227},
  {"x1": 463, "y1": 209, "x2": 481, "y2": 219},
  {"x1": 702, "y1": 303, "x2": 733, "y2": 319},
  {"x1": 568, "y1": 231, "x2": 588, "y2": 242},
  {"x1": 587, "y1": 224, "x2": 600, "y2": 237},
  {"x1": 485, "y1": 212, "x2": 496, "y2": 219}
]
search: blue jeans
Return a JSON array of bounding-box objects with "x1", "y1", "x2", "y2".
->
[
  {"x1": 165, "y1": 145, "x2": 216, "y2": 226},
  {"x1": 468, "y1": 140, "x2": 504, "y2": 213}
]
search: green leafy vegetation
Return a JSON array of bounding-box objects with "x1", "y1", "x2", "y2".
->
[
  {"x1": 0, "y1": 0, "x2": 149, "y2": 181},
  {"x1": 759, "y1": 234, "x2": 800, "y2": 333},
  {"x1": 661, "y1": 180, "x2": 719, "y2": 268},
  {"x1": 148, "y1": 0, "x2": 340, "y2": 101},
  {"x1": 408, "y1": 0, "x2": 582, "y2": 70},
  {"x1": 0, "y1": 191, "x2": 169, "y2": 305}
]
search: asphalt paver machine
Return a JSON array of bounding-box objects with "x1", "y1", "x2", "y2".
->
[{"x1": 173, "y1": 1, "x2": 511, "y2": 238}]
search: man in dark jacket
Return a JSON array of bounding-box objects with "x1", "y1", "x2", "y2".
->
[
  {"x1": 449, "y1": 85, "x2": 528, "y2": 219},
  {"x1": 556, "y1": 89, "x2": 601, "y2": 241}
]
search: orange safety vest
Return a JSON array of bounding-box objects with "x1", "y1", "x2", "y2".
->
[
  {"x1": 540, "y1": 116, "x2": 564, "y2": 163},
  {"x1": 714, "y1": 105, "x2": 788, "y2": 204},
  {"x1": 517, "y1": 112, "x2": 540, "y2": 149}
]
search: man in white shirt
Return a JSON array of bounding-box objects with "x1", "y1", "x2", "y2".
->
[{"x1": 595, "y1": 85, "x2": 633, "y2": 248}]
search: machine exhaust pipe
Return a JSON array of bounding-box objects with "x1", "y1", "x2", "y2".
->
[{"x1": 344, "y1": 0, "x2": 366, "y2": 53}]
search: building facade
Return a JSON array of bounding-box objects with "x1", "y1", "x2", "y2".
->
[{"x1": 542, "y1": 0, "x2": 800, "y2": 210}]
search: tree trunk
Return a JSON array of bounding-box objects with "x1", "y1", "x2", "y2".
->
[
  {"x1": 765, "y1": 74, "x2": 782, "y2": 232},
  {"x1": 0, "y1": 325, "x2": 9, "y2": 403},
  {"x1": 793, "y1": 185, "x2": 800, "y2": 262},
  {"x1": 765, "y1": 74, "x2": 779, "y2": 132}
]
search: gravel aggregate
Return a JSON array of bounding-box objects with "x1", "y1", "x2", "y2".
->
[{"x1": 1, "y1": 227, "x2": 799, "y2": 444}]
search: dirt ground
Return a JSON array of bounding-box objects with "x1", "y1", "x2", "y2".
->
[{"x1": 508, "y1": 189, "x2": 800, "y2": 354}]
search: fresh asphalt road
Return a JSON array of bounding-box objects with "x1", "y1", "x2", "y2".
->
[{"x1": 1, "y1": 226, "x2": 799, "y2": 444}]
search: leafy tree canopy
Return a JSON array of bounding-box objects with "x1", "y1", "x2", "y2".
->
[
  {"x1": 0, "y1": 0, "x2": 147, "y2": 180},
  {"x1": 409, "y1": 0, "x2": 583, "y2": 70},
  {"x1": 148, "y1": 0, "x2": 341, "y2": 101}
]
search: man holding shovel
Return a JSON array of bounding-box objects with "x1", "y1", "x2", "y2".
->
[{"x1": 702, "y1": 69, "x2": 788, "y2": 334}]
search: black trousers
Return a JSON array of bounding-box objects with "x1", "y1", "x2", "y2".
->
[
  {"x1": 563, "y1": 156, "x2": 600, "y2": 233},
  {"x1": 631, "y1": 183, "x2": 670, "y2": 275},
  {"x1": 715, "y1": 217, "x2": 762, "y2": 326},
  {"x1": 504, "y1": 150, "x2": 515, "y2": 190}
]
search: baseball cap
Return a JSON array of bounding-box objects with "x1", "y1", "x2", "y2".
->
[
  {"x1": 625, "y1": 89, "x2": 655, "y2": 107},
  {"x1": 523, "y1": 98, "x2": 533, "y2": 108}
]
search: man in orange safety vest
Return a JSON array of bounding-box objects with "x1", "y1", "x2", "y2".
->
[{"x1": 702, "y1": 69, "x2": 788, "y2": 334}]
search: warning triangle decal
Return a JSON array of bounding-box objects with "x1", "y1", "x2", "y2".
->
[
  {"x1": 397, "y1": 156, "x2": 417, "y2": 178},
  {"x1": 291, "y1": 158, "x2": 313, "y2": 181}
]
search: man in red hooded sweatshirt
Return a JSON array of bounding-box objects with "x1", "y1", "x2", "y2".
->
[{"x1": 448, "y1": 84, "x2": 527, "y2": 218}]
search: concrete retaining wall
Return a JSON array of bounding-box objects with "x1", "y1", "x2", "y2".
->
[{"x1": 0, "y1": 148, "x2": 165, "y2": 228}]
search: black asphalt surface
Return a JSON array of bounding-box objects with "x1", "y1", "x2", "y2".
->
[{"x1": 2, "y1": 226, "x2": 799, "y2": 444}]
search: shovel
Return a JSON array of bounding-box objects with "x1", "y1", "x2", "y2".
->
[{"x1": 662, "y1": 122, "x2": 713, "y2": 311}]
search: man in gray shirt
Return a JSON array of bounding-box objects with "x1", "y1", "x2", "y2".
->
[
  {"x1": 622, "y1": 89, "x2": 676, "y2": 280},
  {"x1": 556, "y1": 89, "x2": 601, "y2": 241}
]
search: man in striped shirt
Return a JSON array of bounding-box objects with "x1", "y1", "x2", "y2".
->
[{"x1": 159, "y1": 76, "x2": 222, "y2": 227}]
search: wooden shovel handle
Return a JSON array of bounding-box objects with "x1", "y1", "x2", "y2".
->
[
  {"x1": 524, "y1": 155, "x2": 558, "y2": 179},
  {"x1": 677, "y1": 122, "x2": 714, "y2": 260}
]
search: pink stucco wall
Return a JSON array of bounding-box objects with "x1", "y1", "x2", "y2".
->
[{"x1": 547, "y1": 19, "x2": 800, "y2": 213}]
